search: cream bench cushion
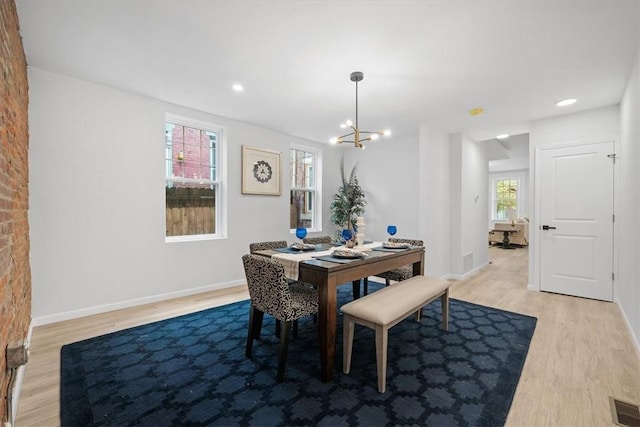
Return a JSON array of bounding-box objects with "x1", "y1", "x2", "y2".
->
[{"x1": 341, "y1": 275, "x2": 450, "y2": 393}]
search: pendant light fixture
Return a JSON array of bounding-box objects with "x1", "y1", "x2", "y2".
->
[{"x1": 330, "y1": 71, "x2": 391, "y2": 149}]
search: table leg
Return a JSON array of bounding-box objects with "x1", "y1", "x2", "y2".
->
[
  {"x1": 351, "y1": 280, "x2": 361, "y2": 299},
  {"x1": 412, "y1": 253, "x2": 425, "y2": 276},
  {"x1": 318, "y1": 280, "x2": 338, "y2": 382},
  {"x1": 501, "y1": 231, "x2": 515, "y2": 249}
]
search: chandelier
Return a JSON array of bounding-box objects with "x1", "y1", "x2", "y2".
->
[{"x1": 330, "y1": 71, "x2": 391, "y2": 149}]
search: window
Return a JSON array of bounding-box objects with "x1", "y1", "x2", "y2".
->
[
  {"x1": 493, "y1": 179, "x2": 519, "y2": 220},
  {"x1": 165, "y1": 115, "x2": 223, "y2": 240},
  {"x1": 290, "y1": 147, "x2": 321, "y2": 230}
]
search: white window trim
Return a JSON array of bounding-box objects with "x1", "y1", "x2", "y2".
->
[
  {"x1": 490, "y1": 176, "x2": 521, "y2": 222},
  {"x1": 290, "y1": 143, "x2": 322, "y2": 233},
  {"x1": 165, "y1": 113, "x2": 227, "y2": 242}
]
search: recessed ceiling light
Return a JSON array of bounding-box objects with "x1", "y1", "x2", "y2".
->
[
  {"x1": 556, "y1": 98, "x2": 576, "y2": 107},
  {"x1": 232, "y1": 84, "x2": 244, "y2": 92},
  {"x1": 496, "y1": 134, "x2": 509, "y2": 139}
]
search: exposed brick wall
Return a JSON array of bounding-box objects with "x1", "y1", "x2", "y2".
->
[{"x1": 0, "y1": 0, "x2": 31, "y2": 421}]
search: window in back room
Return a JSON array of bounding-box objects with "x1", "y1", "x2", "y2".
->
[{"x1": 493, "y1": 178, "x2": 519, "y2": 220}]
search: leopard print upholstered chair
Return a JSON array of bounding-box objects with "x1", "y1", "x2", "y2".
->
[
  {"x1": 374, "y1": 238, "x2": 424, "y2": 287},
  {"x1": 242, "y1": 254, "x2": 318, "y2": 382},
  {"x1": 249, "y1": 240, "x2": 313, "y2": 336},
  {"x1": 249, "y1": 240, "x2": 288, "y2": 254},
  {"x1": 302, "y1": 235, "x2": 332, "y2": 245}
]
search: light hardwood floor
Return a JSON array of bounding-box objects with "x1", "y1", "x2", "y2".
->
[{"x1": 16, "y1": 247, "x2": 640, "y2": 426}]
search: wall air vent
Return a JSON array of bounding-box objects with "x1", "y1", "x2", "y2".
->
[
  {"x1": 463, "y1": 253, "x2": 473, "y2": 274},
  {"x1": 610, "y1": 396, "x2": 640, "y2": 426}
]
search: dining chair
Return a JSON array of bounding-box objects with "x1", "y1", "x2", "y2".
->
[
  {"x1": 249, "y1": 239, "x2": 302, "y2": 336},
  {"x1": 302, "y1": 235, "x2": 332, "y2": 244},
  {"x1": 242, "y1": 254, "x2": 319, "y2": 382},
  {"x1": 249, "y1": 240, "x2": 288, "y2": 253},
  {"x1": 374, "y1": 238, "x2": 424, "y2": 287}
]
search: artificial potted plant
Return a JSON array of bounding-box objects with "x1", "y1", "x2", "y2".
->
[{"x1": 330, "y1": 159, "x2": 366, "y2": 244}]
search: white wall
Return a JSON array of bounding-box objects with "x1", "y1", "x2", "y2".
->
[
  {"x1": 528, "y1": 105, "x2": 620, "y2": 292},
  {"x1": 420, "y1": 124, "x2": 450, "y2": 278},
  {"x1": 345, "y1": 125, "x2": 490, "y2": 280},
  {"x1": 444, "y1": 133, "x2": 489, "y2": 278},
  {"x1": 333, "y1": 125, "x2": 485, "y2": 281},
  {"x1": 618, "y1": 45, "x2": 640, "y2": 349},
  {"x1": 449, "y1": 134, "x2": 463, "y2": 275},
  {"x1": 342, "y1": 135, "x2": 420, "y2": 243},
  {"x1": 459, "y1": 134, "x2": 489, "y2": 276},
  {"x1": 28, "y1": 67, "x2": 341, "y2": 323}
]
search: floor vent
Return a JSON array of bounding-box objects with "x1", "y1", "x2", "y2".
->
[
  {"x1": 610, "y1": 397, "x2": 640, "y2": 426},
  {"x1": 462, "y1": 253, "x2": 473, "y2": 274}
]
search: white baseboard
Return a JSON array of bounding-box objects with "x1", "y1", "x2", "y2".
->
[
  {"x1": 615, "y1": 294, "x2": 640, "y2": 361},
  {"x1": 31, "y1": 280, "x2": 245, "y2": 326},
  {"x1": 446, "y1": 261, "x2": 489, "y2": 281},
  {"x1": 527, "y1": 283, "x2": 539, "y2": 291}
]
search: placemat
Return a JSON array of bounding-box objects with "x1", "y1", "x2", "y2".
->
[
  {"x1": 312, "y1": 255, "x2": 367, "y2": 264},
  {"x1": 372, "y1": 246, "x2": 412, "y2": 252},
  {"x1": 274, "y1": 247, "x2": 318, "y2": 254}
]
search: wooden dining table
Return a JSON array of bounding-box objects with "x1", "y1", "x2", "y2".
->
[{"x1": 255, "y1": 244, "x2": 425, "y2": 382}]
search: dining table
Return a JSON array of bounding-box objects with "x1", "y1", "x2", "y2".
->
[{"x1": 254, "y1": 241, "x2": 425, "y2": 382}]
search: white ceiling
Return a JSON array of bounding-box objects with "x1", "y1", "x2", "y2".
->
[{"x1": 15, "y1": 0, "x2": 640, "y2": 144}]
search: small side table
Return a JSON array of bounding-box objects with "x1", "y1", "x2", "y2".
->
[{"x1": 492, "y1": 229, "x2": 519, "y2": 249}]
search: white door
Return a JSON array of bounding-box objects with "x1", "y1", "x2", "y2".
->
[{"x1": 539, "y1": 141, "x2": 614, "y2": 301}]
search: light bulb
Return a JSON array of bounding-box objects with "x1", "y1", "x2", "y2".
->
[
  {"x1": 556, "y1": 98, "x2": 577, "y2": 107},
  {"x1": 370, "y1": 134, "x2": 379, "y2": 140},
  {"x1": 329, "y1": 137, "x2": 338, "y2": 144},
  {"x1": 340, "y1": 123, "x2": 347, "y2": 129},
  {"x1": 383, "y1": 129, "x2": 391, "y2": 136},
  {"x1": 345, "y1": 120, "x2": 353, "y2": 127}
]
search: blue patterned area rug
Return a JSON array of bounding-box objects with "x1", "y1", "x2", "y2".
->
[{"x1": 60, "y1": 282, "x2": 536, "y2": 426}]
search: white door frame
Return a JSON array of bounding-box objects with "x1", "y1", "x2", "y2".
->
[{"x1": 531, "y1": 138, "x2": 617, "y2": 297}]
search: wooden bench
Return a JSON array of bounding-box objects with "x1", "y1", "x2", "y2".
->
[{"x1": 340, "y1": 274, "x2": 451, "y2": 393}]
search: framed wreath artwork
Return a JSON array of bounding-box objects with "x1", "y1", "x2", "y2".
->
[{"x1": 241, "y1": 145, "x2": 281, "y2": 195}]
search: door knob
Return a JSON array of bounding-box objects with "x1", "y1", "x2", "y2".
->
[{"x1": 541, "y1": 225, "x2": 557, "y2": 230}]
